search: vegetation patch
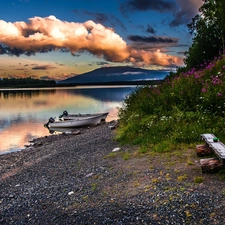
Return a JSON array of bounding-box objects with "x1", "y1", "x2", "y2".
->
[
  {"x1": 177, "y1": 174, "x2": 188, "y2": 181},
  {"x1": 116, "y1": 1, "x2": 225, "y2": 159},
  {"x1": 116, "y1": 54, "x2": 225, "y2": 151},
  {"x1": 194, "y1": 176, "x2": 204, "y2": 184}
]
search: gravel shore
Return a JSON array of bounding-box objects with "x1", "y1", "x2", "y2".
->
[{"x1": 1, "y1": 121, "x2": 225, "y2": 224}]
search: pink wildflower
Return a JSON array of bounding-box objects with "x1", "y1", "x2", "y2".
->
[{"x1": 201, "y1": 88, "x2": 207, "y2": 93}]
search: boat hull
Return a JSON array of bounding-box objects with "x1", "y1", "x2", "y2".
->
[
  {"x1": 62, "y1": 112, "x2": 109, "y2": 121},
  {"x1": 48, "y1": 115, "x2": 102, "y2": 128}
]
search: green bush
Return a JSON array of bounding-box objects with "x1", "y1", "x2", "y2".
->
[{"x1": 116, "y1": 54, "x2": 225, "y2": 150}]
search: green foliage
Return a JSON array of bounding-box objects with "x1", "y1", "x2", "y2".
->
[
  {"x1": 138, "y1": 146, "x2": 148, "y2": 154},
  {"x1": 151, "y1": 140, "x2": 175, "y2": 153},
  {"x1": 217, "y1": 168, "x2": 225, "y2": 180},
  {"x1": 194, "y1": 176, "x2": 204, "y2": 184},
  {"x1": 116, "y1": 54, "x2": 225, "y2": 150},
  {"x1": 177, "y1": 174, "x2": 188, "y2": 182},
  {"x1": 91, "y1": 183, "x2": 97, "y2": 191},
  {"x1": 184, "y1": 0, "x2": 225, "y2": 70},
  {"x1": 122, "y1": 152, "x2": 131, "y2": 160}
]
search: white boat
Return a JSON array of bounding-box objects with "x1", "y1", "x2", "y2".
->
[
  {"x1": 59, "y1": 110, "x2": 109, "y2": 121},
  {"x1": 44, "y1": 114, "x2": 102, "y2": 128}
]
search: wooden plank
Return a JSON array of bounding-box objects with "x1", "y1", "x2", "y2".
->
[
  {"x1": 201, "y1": 133, "x2": 225, "y2": 160},
  {"x1": 201, "y1": 133, "x2": 216, "y2": 143},
  {"x1": 209, "y1": 142, "x2": 225, "y2": 159}
]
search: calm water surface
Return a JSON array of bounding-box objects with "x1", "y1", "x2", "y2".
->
[{"x1": 0, "y1": 86, "x2": 137, "y2": 155}]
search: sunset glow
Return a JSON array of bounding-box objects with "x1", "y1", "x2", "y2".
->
[{"x1": 0, "y1": 0, "x2": 203, "y2": 80}]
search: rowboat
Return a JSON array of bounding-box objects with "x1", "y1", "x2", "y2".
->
[
  {"x1": 59, "y1": 110, "x2": 109, "y2": 121},
  {"x1": 44, "y1": 114, "x2": 102, "y2": 128}
]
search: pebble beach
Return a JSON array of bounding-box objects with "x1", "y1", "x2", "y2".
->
[{"x1": 1, "y1": 121, "x2": 225, "y2": 224}]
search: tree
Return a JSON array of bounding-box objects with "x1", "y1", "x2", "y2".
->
[{"x1": 184, "y1": 0, "x2": 225, "y2": 70}]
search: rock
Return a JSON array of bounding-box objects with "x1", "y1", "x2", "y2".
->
[
  {"x1": 112, "y1": 147, "x2": 121, "y2": 152},
  {"x1": 196, "y1": 144, "x2": 213, "y2": 156},
  {"x1": 200, "y1": 158, "x2": 224, "y2": 173},
  {"x1": 72, "y1": 130, "x2": 81, "y2": 135},
  {"x1": 33, "y1": 142, "x2": 43, "y2": 147},
  {"x1": 108, "y1": 121, "x2": 119, "y2": 130},
  {"x1": 108, "y1": 125, "x2": 116, "y2": 130},
  {"x1": 85, "y1": 172, "x2": 94, "y2": 178}
]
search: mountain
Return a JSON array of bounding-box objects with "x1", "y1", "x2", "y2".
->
[{"x1": 57, "y1": 66, "x2": 169, "y2": 84}]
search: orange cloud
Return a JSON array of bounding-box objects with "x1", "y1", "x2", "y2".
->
[
  {"x1": 0, "y1": 15, "x2": 183, "y2": 68},
  {"x1": 129, "y1": 49, "x2": 183, "y2": 67}
]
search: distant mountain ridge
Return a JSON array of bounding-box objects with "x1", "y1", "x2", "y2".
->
[{"x1": 58, "y1": 66, "x2": 169, "y2": 84}]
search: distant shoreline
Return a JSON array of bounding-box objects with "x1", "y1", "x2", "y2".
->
[
  {"x1": 57, "y1": 79, "x2": 163, "y2": 86},
  {"x1": 0, "y1": 80, "x2": 163, "y2": 89}
]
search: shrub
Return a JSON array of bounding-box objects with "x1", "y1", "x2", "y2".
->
[{"x1": 116, "y1": 53, "x2": 225, "y2": 149}]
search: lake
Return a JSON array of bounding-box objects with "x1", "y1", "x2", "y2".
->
[{"x1": 0, "y1": 85, "x2": 137, "y2": 155}]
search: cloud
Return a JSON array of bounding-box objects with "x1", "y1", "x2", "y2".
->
[
  {"x1": 16, "y1": 68, "x2": 26, "y2": 70},
  {"x1": 120, "y1": 0, "x2": 203, "y2": 27},
  {"x1": 121, "y1": 0, "x2": 175, "y2": 14},
  {"x1": 127, "y1": 35, "x2": 179, "y2": 44},
  {"x1": 107, "y1": 71, "x2": 146, "y2": 76},
  {"x1": 83, "y1": 11, "x2": 126, "y2": 31},
  {"x1": 170, "y1": 0, "x2": 203, "y2": 27},
  {"x1": 127, "y1": 35, "x2": 182, "y2": 53},
  {"x1": 146, "y1": 24, "x2": 156, "y2": 34},
  {"x1": 128, "y1": 49, "x2": 182, "y2": 68},
  {"x1": 0, "y1": 15, "x2": 183, "y2": 68},
  {"x1": 40, "y1": 75, "x2": 52, "y2": 80},
  {"x1": 96, "y1": 61, "x2": 110, "y2": 66},
  {"x1": 32, "y1": 65, "x2": 56, "y2": 70},
  {"x1": 122, "y1": 71, "x2": 144, "y2": 75}
]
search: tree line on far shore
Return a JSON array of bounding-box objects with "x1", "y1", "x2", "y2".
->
[
  {"x1": 0, "y1": 77, "x2": 56, "y2": 88},
  {"x1": 0, "y1": 77, "x2": 164, "y2": 88}
]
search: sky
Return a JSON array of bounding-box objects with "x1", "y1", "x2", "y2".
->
[{"x1": 0, "y1": 0, "x2": 203, "y2": 81}]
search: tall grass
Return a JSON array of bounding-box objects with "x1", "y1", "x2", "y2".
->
[{"x1": 116, "y1": 54, "x2": 225, "y2": 151}]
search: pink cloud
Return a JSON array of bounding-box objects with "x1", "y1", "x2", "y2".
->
[{"x1": 0, "y1": 15, "x2": 183, "y2": 68}]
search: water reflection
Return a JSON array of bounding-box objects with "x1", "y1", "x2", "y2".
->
[
  {"x1": 0, "y1": 86, "x2": 136, "y2": 154},
  {"x1": 0, "y1": 89, "x2": 56, "y2": 99},
  {"x1": 67, "y1": 86, "x2": 134, "y2": 101},
  {"x1": 0, "y1": 121, "x2": 48, "y2": 154}
]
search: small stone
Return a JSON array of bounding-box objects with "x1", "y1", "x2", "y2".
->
[
  {"x1": 85, "y1": 172, "x2": 94, "y2": 178},
  {"x1": 72, "y1": 130, "x2": 81, "y2": 135},
  {"x1": 112, "y1": 147, "x2": 121, "y2": 152}
]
